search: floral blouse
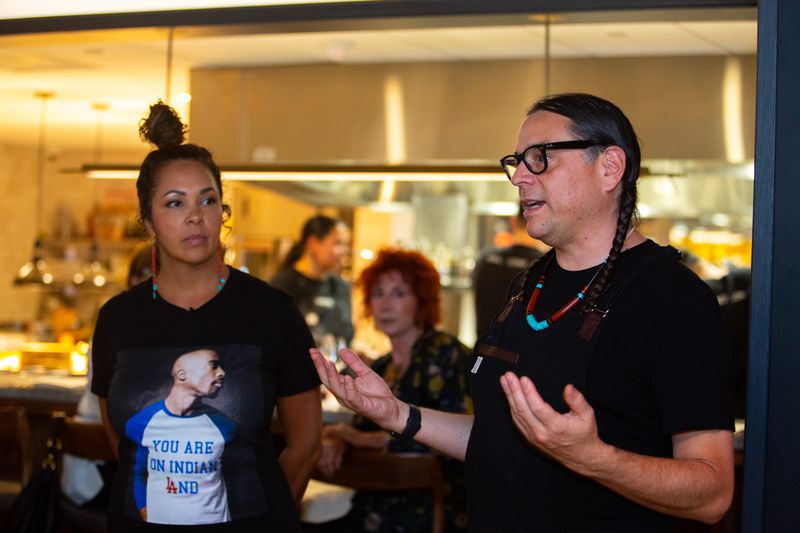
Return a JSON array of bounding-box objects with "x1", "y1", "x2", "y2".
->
[{"x1": 352, "y1": 329, "x2": 473, "y2": 532}]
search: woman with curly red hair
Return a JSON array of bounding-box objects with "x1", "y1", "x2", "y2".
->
[{"x1": 318, "y1": 248, "x2": 472, "y2": 532}]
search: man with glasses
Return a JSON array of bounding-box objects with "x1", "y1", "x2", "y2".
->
[{"x1": 312, "y1": 93, "x2": 734, "y2": 532}]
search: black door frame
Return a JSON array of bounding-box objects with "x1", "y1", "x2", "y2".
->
[{"x1": 744, "y1": 0, "x2": 799, "y2": 530}]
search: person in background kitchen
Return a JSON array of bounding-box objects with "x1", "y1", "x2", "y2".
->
[
  {"x1": 91, "y1": 100, "x2": 321, "y2": 532},
  {"x1": 271, "y1": 215, "x2": 354, "y2": 348},
  {"x1": 472, "y1": 205, "x2": 548, "y2": 338},
  {"x1": 317, "y1": 248, "x2": 472, "y2": 532},
  {"x1": 312, "y1": 92, "x2": 734, "y2": 532}
]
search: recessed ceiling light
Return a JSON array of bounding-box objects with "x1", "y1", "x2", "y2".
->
[{"x1": 527, "y1": 14, "x2": 565, "y2": 23}]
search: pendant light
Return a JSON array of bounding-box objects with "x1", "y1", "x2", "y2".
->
[
  {"x1": 73, "y1": 102, "x2": 112, "y2": 288},
  {"x1": 14, "y1": 91, "x2": 55, "y2": 286},
  {"x1": 72, "y1": 241, "x2": 110, "y2": 288}
]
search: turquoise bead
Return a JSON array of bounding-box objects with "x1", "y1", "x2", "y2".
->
[{"x1": 526, "y1": 314, "x2": 550, "y2": 331}]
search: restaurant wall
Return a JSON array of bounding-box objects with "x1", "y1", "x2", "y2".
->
[{"x1": 0, "y1": 143, "x2": 40, "y2": 321}]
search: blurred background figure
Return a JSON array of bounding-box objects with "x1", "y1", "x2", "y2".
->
[
  {"x1": 126, "y1": 244, "x2": 152, "y2": 288},
  {"x1": 318, "y1": 248, "x2": 472, "y2": 533},
  {"x1": 677, "y1": 249, "x2": 727, "y2": 295},
  {"x1": 271, "y1": 215, "x2": 354, "y2": 350},
  {"x1": 472, "y1": 206, "x2": 548, "y2": 338},
  {"x1": 719, "y1": 284, "x2": 750, "y2": 420},
  {"x1": 679, "y1": 248, "x2": 750, "y2": 419}
]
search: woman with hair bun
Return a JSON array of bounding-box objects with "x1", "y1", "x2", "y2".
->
[{"x1": 91, "y1": 101, "x2": 321, "y2": 532}]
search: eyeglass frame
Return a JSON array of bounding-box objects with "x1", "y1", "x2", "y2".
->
[{"x1": 499, "y1": 140, "x2": 601, "y2": 180}]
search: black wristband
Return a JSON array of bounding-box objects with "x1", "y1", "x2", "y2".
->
[{"x1": 390, "y1": 404, "x2": 421, "y2": 441}]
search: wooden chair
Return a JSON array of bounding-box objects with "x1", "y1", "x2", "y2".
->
[
  {"x1": 0, "y1": 405, "x2": 32, "y2": 522},
  {"x1": 54, "y1": 412, "x2": 116, "y2": 533},
  {"x1": 311, "y1": 448, "x2": 445, "y2": 533}
]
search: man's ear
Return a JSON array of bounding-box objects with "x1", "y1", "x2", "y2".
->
[
  {"x1": 599, "y1": 145, "x2": 626, "y2": 193},
  {"x1": 176, "y1": 369, "x2": 186, "y2": 381}
]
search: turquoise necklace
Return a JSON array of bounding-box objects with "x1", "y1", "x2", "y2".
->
[{"x1": 525, "y1": 256, "x2": 607, "y2": 332}]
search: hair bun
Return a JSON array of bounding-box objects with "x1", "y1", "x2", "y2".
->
[{"x1": 138, "y1": 100, "x2": 187, "y2": 149}]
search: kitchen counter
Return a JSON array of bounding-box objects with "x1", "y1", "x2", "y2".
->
[{"x1": 0, "y1": 371, "x2": 86, "y2": 469}]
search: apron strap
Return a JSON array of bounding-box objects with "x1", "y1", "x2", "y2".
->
[
  {"x1": 493, "y1": 250, "x2": 554, "y2": 325},
  {"x1": 577, "y1": 245, "x2": 680, "y2": 340}
]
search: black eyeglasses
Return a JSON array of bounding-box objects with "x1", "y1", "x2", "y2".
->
[{"x1": 499, "y1": 140, "x2": 599, "y2": 180}]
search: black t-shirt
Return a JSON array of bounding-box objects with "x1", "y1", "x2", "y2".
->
[
  {"x1": 472, "y1": 244, "x2": 544, "y2": 337},
  {"x1": 270, "y1": 267, "x2": 354, "y2": 344},
  {"x1": 92, "y1": 268, "x2": 319, "y2": 532},
  {"x1": 467, "y1": 240, "x2": 734, "y2": 532}
]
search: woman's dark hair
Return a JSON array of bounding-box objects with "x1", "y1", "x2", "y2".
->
[
  {"x1": 136, "y1": 100, "x2": 230, "y2": 227},
  {"x1": 281, "y1": 215, "x2": 341, "y2": 269},
  {"x1": 522, "y1": 93, "x2": 641, "y2": 313},
  {"x1": 357, "y1": 248, "x2": 441, "y2": 331}
]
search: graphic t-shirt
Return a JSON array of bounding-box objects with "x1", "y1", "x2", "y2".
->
[{"x1": 92, "y1": 268, "x2": 319, "y2": 532}]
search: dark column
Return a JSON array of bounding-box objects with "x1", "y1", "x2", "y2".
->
[{"x1": 744, "y1": 0, "x2": 800, "y2": 531}]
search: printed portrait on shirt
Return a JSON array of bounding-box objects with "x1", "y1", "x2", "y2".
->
[{"x1": 109, "y1": 345, "x2": 269, "y2": 525}]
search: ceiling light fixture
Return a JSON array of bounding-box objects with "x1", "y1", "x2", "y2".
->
[
  {"x1": 15, "y1": 91, "x2": 56, "y2": 286},
  {"x1": 82, "y1": 163, "x2": 506, "y2": 183},
  {"x1": 73, "y1": 102, "x2": 113, "y2": 289}
]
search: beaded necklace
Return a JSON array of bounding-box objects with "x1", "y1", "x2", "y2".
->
[{"x1": 525, "y1": 255, "x2": 607, "y2": 332}]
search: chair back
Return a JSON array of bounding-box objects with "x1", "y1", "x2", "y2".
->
[
  {"x1": 56, "y1": 414, "x2": 116, "y2": 463},
  {"x1": 0, "y1": 406, "x2": 32, "y2": 486},
  {"x1": 53, "y1": 412, "x2": 116, "y2": 533},
  {"x1": 312, "y1": 449, "x2": 445, "y2": 533},
  {"x1": 0, "y1": 405, "x2": 32, "y2": 521}
]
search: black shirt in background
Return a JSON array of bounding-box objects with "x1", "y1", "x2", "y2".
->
[
  {"x1": 719, "y1": 296, "x2": 750, "y2": 419},
  {"x1": 472, "y1": 244, "x2": 544, "y2": 338},
  {"x1": 270, "y1": 267, "x2": 354, "y2": 344}
]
